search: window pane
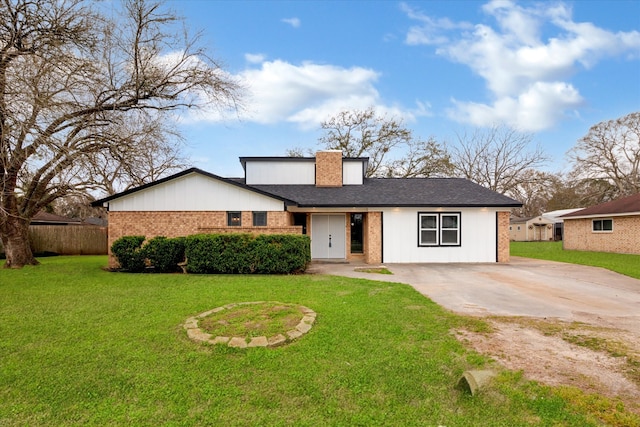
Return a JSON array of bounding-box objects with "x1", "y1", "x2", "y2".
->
[
  {"x1": 442, "y1": 230, "x2": 459, "y2": 244},
  {"x1": 421, "y1": 215, "x2": 437, "y2": 229},
  {"x1": 442, "y1": 215, "x2": 458, "y2": 229},
  {"x1": 603, "y1": 219, "x2": 613, "y2": 231},
  {"x1": 253, "y1": 212, "x2": 267, "y2": 226},
  {"x1": 421, "y1": 230, "x2": 437, "y2": 245},
  {"x1": 228, "y1": 212, "x2": 241, "y2": 226},
  {"x1": 593, "y1": 220, "x2": 602, "y2": 231}
]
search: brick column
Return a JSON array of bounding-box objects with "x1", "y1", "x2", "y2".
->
[
  {"x1": 497, "y1": 211, "x2": 510, "y2": 263},
  {"x1": 365, "y1": 212, "x2": 382, "y2": 264}
]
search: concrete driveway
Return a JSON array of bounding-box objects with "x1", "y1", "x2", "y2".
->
[{"x1": 308, "y1": 257, "x2": 640, "y2": 335}]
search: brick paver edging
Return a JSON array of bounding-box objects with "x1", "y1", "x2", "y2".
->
[{"x1": 183, "y1": 302, "x2": 317, "y2": 348}]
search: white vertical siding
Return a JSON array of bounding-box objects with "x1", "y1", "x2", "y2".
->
[
  {"x1": 343, "y1": 161, "x2": 364, "y2": 185},
  {"x1": 382, "y1": 208, "x2": 499, "y2": 263},
  {"x1": 245, "y1": 160, "x2": 315, "y2": 185},
  {"x1": 108, "y1": 173, "x2": 285, "y2": 212}
]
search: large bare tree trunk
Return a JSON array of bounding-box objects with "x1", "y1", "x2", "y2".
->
[{"x1": 1, "y1": 217, "x2": 38, "y2": 268}]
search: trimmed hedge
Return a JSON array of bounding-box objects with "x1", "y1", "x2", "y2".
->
[
  {"x1": 144, "y1": 236, "x2": 186, "y2": 273},
  {"x1": 110, "y1": 235, "x2": 146, "y2": 272},
  {"x1": 185, "y1": 233, "x2": 310, "y2": 274},
  {"x1": 111, "y1": 233, "x2": 310, "y2": 274}
]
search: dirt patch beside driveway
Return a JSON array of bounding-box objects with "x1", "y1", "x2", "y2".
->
[{"x1": 308, "y1": 258, "x2": 640, "y2": 412}]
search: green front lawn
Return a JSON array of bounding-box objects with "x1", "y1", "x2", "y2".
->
[
  {"x1": 0, "y1": 256, "x2": 632, "y2": 426},
  {"x1": 511, "y1": 241, "x2": 640, "y2": 280}
]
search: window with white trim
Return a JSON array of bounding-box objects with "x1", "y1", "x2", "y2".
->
[
  {"x1": 441, "y1": 214, "x2": 460, "y2": 245},
  {"x1": 419, "y1": 214, "x2": 438, "y2": 246},
  {"x1": 418, "y1": 212, "x2": 461, "y2": 246},
  {"x1": 592, "y1": 218, "x2": 613, "y2": 232}
]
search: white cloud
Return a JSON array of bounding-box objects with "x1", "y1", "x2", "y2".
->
[
  {"x1": 187, "y1": 58, "x2": 430, "y2": 129},
  {"x1": 448, "y1": 81, "x2": 583, "y2": 132},
  {"x1": 245, "y1": 53, "x2": 266, "y2": 64},
  {"x1": 404, "y1": 0, "x2": 640, "y2": 130},
  {"x1": 401, "y1": 2, "x2": 472, "y2": 45},
  {"x1": 240, "y1": 60, "x2": 381, "y2": 127},
  {"x1": 282, "y1": 17, "x2": 301, "y2": 28}
]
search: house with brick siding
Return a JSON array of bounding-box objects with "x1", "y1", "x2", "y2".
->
[
  {"x1": 560, "y1": 193, "x2": 640, "y2": 255},
  {"x1": 93, "y1": 151, "x2": 521, "y2": 266}
]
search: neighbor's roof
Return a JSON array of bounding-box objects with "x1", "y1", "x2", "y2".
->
[
  {"x1": 560, "y1": 193, "x2": 640, "y2": 218},
  {"x1": 32, "y1": 211, "x2": 81, "y2": 224}
]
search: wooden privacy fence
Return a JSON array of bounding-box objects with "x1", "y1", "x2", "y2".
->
[{"x1": 0, "y1": 225, "x2": 108, "y2": 256}]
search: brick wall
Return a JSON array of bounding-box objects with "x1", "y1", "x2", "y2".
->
[
  {"x1": 315, "y1": 151, "x2": 342, "y2": 187},
  {"x1": 107, "y1": 211, "x2": 299, "y2": 267},
  {"x1": 563, "y1": 216, "x2": 640, "y2": 255},
  {"x1": 497, "y1": 211, "x2": 510, "y2": 262},
  {"x1": 365, "y1": 211, "x2": 382, "y2": 264}
]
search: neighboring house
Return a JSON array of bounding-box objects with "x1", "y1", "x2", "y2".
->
[
  {"x1": 92, "y1": 151, "x2": 521, "y2": 266},
  {"x1": 509, "y1": 216, "x2": 554, "y2": 241},
  {"x1": 560, "y1": 193, "x2": 640, "y2": 255},
  {"x1": 541, "y1": 208, "x2": 583, "y2": 241}
]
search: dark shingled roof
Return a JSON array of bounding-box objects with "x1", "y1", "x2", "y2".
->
[
  {"x1": 561, "y1": 193, "x2": 640, "y2": 218},
  {"x1": 91, "y1": 168, "x2": 522, "y2": 209},
  {"x1": 250, "y1": 178, "x2": 521, "y2": 207}
]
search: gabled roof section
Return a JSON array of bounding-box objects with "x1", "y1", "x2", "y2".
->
[
  {"x1": 91, "y1": 167, "x2": 297, "y2": 207},
  {"x1": 560, "y1": 193, "x2": 640, "y2": 218},
  {"x1": 250, "y1": 178, "x2": 521, "y2": 208}
]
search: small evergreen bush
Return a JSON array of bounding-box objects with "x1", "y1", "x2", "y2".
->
[
  {"x1": 253, "y1": 234, "x2": 311, "y2": 274},
  {"x1": 143, "y1": 236, "x2": 186, "y2": 273},
  {"x1": 111, "y1": 235, "x2": 146, "y2": 272}
]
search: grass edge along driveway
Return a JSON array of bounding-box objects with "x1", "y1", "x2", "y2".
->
[
  {"x1": 1, "y1": 256, "x2": 636, "y2": 426},
  {"x1": 511, "y1": 241, "x2": 640, "y2": 280}
]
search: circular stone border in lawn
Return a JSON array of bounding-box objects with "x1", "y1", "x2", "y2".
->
[{"x1": 183, "y1": 302, "x2": 317, "y2": 348}]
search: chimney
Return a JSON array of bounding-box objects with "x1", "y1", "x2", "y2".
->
[{"x1": 315, "y1": 150, "x2": 342, "y2": 187}]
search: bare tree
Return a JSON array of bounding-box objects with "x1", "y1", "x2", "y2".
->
[
  {"x1": 319, "y1": 107, "x2": 452, "y2": 177},
  {"x1": 450, "y1": 124, "x2": 549, "y2": 196},
  {"x1": 509, "y1": 169, "x2": 558, "y2": 217},
  {"x1": 0, "y1": 0, "x2": 242, "y2": 268},
  {"x1": 546, "y1": 173, "x2": 618, "y2": 212},
  {"x1": 568, "y1": 111, "x2": 640, "y2": 199},
  {"x1": 78, "y1": 112, "x2": 190, "y2": 195}
]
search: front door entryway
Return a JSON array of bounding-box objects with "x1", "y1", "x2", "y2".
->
[{"x1": 311, "y1": 214, "x2": 346, "y2": 259}]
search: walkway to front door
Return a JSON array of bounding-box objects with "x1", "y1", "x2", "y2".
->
[{"x1": 311, "y1": 214, "x2": 345, "y2": 259}]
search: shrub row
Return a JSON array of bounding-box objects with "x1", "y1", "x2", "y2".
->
[
  {"x1": 111, "y1": 236, "x2": 185, "y2": 273},
  {"x1": 111, "y1": 234, "x2": 310, "y2": 274}
]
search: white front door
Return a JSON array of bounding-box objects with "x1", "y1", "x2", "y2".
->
[{"x1": 311, "y1": 214, "x2": 346, "y2": 259}]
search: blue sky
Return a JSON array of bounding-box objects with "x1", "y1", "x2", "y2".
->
[{"x1": 167, "y1": 0, "x2": 640, "y2": 177}]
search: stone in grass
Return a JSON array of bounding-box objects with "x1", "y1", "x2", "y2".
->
[
  {"x1": 248, "y1": 336, "x2": 269, "y2": 347},
  {"x1": 296, "y1": 322, "x2": 312, "y2": 334},
  {"x1": 183, "y1": 317, "x2": 198, "y2": 330},
  {"x1": 302, "y1": 315, "x2": 316, "y2": 324},
  {"x1": 211, "y1": 336, "x2": 230, "y2": 345},
  {"x1": 228, "y1": 337, "x2": 248, "y2": 348},
  {"x1": 287, "y1": 329, "x2": 303, "y2": 340},
  {"x1": 187, "y1": 328, "x2": 211, "y2": 342},
  {"x1": 268, "y1": 334, "x2": 287, "y2": 347}
]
